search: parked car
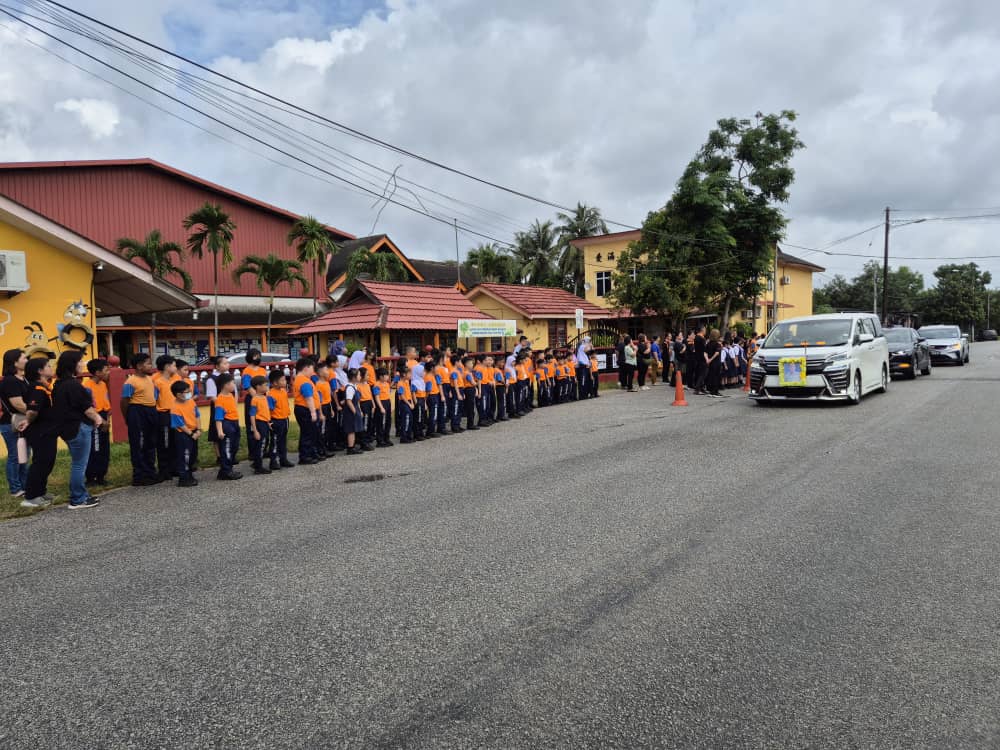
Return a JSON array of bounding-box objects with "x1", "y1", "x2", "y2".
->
[
  {"x1": 884, "y1": 327, "x2": 931, "y2": 379},
  {"x1": 978, "y1": 329, "x2": 997, "y2": 341},
  {"x1": 194, "y1": 352, "x2": 290, "y2": 366},
  {"x1": 749, "y1": 313, "x2": 890, "y2": 404},
  {"x1": 916, "y1": 325, "x2": 969, "y2": 365}
]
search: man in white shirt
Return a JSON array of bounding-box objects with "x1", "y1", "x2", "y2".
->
[{"x1": 575, "y1": 336, "x2": 593, "y2": 399}]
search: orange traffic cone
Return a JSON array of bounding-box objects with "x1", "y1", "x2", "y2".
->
[
  {"x1": 743, "y1": 358, "x2": 752, "y2": 393},
  {"x1": 671, "y1": 370, "x2": 688, "y2": 406}
]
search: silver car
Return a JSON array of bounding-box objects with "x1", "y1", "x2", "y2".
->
[{"x1": 917, "y1": 325, "x2": 970, "y2": 366}]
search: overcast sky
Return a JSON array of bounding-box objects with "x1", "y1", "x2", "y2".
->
[{"x1": 3, "y1": 0, "x2": 1000, "y2": 291}]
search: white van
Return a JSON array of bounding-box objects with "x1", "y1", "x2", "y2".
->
[{"x1": 748, "y1": 313, "x2": 890, "y2": 404}]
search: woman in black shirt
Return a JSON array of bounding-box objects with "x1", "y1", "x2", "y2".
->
[
  {"x1": 0, "y1": 348, "x2": 30, "y2": 498},
  {"x1": 52, "y1": 351, "x2": 103, "y2": 509},
  {"x1": 705, "y1": 328, "x2": 723, "y2": 397},
  {"x1": 19, "y1": 358, "x2": 58, "y2": 509}
]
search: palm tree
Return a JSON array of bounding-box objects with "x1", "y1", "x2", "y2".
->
[
  {"x1": 345, "y1": 247, "x2": 409, "y2": 283},
  {"x1": 117, "y1": 229, "x2": 192, "y2": 353},
  {"x1": 464, "y1": 242, "x2": 517, "y2": 284},
  {"x1": 232, "y1": 254, "x2": 309, "y2": 344},
  {"x1": 513, "y1": 220, "x2": 559, "y2": 285},
  {"x1": 184, "y1": 203, "x2": 236, "y2": 354},
  {"x1": 287, "y1": 215, "x2": 337, "y2": 320},
  {"x1": 556, "y1": 203, "x2": 609, "y2": 296}
]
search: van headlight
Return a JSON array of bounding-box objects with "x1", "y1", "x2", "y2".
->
[
  {"x1": 750, "y1": 356, "x2": 765, "y2": 370},
  {"x1": 824, "y1": 352, "x2": 849, "y2": 369}
]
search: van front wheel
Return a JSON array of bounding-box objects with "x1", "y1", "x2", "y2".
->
[
  {"x1": 848, "y1": 372, "x2": 862, "y2": 405},
  {"x1": 878, "y1": 365, "x2": 889, "y2": 394}
]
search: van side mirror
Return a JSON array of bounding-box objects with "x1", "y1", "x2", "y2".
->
[{"x1": 858, "y1": 333, "x2": 874, "y2": 344}]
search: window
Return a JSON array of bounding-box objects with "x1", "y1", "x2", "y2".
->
[
  {"x1": 596, "y1": 271, "x2": 612, "y2": 297},
  {"x1": 548, "y1": 320, "x2": 567, "y2": 348},
  {"x1": 767, "y1": 277, "x2": 774, "y2": 291},
  {"x1": 607, "y1": 252, "x2": 615, "y2": 261}
]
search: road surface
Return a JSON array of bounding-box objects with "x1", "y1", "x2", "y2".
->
[{"x1": 3, "y1": 343, "x2": 999, "y2": 748}]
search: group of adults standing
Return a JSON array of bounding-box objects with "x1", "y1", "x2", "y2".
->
[
  {"x1": 615, "y1": 333, "x2": 664, "y2": 392},
  {"x1": 1, "y1": 349, "x2": 104, "y2": 510}
]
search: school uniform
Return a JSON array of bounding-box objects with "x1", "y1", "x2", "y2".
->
[
  {"x1": 423, "y1": 367, "x2": 441, "y2": 436},
  {"x1": 371, "y1": 382, "x2": 393, "y2": 445},
  {"x1": 590, "y1": 358, "x2": 600, "y2": 398},
  {"x1": 396, "y1": 379, "x2": 414, "y2": 442},
  {"x1": 463, "y1": 368, "x2": 478, "y2": 429},
  {"x1": 449, "y1": 364, "x2": 465, "y2": 431},
  {"x1": 268, "y1": 386, "x2": 292, "y2": 467},
  {"x1": 434, "y1": 364, "x2": 451, "y2": 433},
  {"x1": 240, "y1": 364, "x2": 269, "y2": 435},
  {"x1": 504, "y1": 364, "x2": 517, "y2": 417},
  {"x1": 214, "y1": 392, "x2": 240, "y2": 476},
  {"x1": 248, "y1": 392, "x2": 275, "y2": 471},
  {"x1": 534, "y1": 365, "x2": 547, "y2": 407},
  {"x1": 82, "y1": 377, "x2": 111, "y2": 483},
  {"x1": 494, "y1": 366, "x2": 508, "y2": 421},
  {"x1": 315, "y1": 375, "x2": 334, "y2": 454},
  {"x1": 169, "y1": 397, "x2": 200, "y2": 482},
  {"x1": 293, "y1": 373, "x2": 319, "y2": 462},
  {"x1": 410, "y1": 364, "x2": 427, "y2": 439},
  {"x1": 473, "y1": 364, "x2": 490, "y2": 425},
  {"x1": 122, "y1": 373, "x2": 159, "y2": 484},
  {"x1": 342, "y1": 383, "x2": 364, "y2": 438},
  {"x1": 153, "y1": 372, "x2": 180, "y2": 480}
]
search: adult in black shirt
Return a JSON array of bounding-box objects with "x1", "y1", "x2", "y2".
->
[
  {"x1": 0, "y1": 348, "x2": 30, "y2": 497},
  {"x1": 52, "y1": 351, "x2": 104, "y2": 508},
  {"x1": 705, "y1": 329, "x2": 723, "y2": 396},
  {"x1": 615, "y1": 335, "x2": 626, "y2": 389},
  {"x1": 20, "y1": 358, "x2": 58, "y2": 508},
  {"x1": 693, "y1": 326, "x2": 708, "y2": 394},
  {"x1": 635, "y1": 334, "x2": 652, "y2": 390}
]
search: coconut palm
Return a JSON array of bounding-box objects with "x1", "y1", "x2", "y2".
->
[
  {"x1": 513, "y1": 220, "x2": 559, "y2": 285},
  {"x1": 556, "y1": 203, "x2": 609, "y2": 295},
  {"x1": 464, "y1": 242, "x2": 517, "y2": 284},
  {"x1": 287, "y1": 215, "x2": 338, "y2": 320},
  {"x1": 117, "y1": 229, "x2": 192, "y2": 353},
  {"x1": 345, "y1": 247, "x2": 409, "y2": 283},
  {"x1": 184, "y1": 203, "x2": 236, "y2": 354},
  {"x1": 232, "y1": 254, "x2": 309, "y2": 344}
]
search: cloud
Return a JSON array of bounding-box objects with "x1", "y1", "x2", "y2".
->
[
  {"x1": 54, "y1": 98, "x2": 120, "y2": 139},
  {"x1": 2, "y1": 0, "x2": 1000, "y2": 288}
]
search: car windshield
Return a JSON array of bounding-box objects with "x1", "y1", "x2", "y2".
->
[
  {"x1": 918, "y1": 326, "x2": 960, "y2": 339},
  {"x1": 884, "y1": 329, "x2": 912, "y2": 344},
  {"x1": 763, "y1": 319, "x2": 852, "y2": 348}
]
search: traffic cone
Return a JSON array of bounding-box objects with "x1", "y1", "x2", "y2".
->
[
  {"x1": 743, "y1": 358, "x2": 752, "y2": 393},
  {"x1": 671, "y1": 370, "x2": 688, "y2": 406}
]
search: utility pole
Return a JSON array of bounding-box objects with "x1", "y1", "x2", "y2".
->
[
  {"x1": 881, "y1": 206, "x2": 891, "y2": 326},
  {"x1": 772, "y1": 245, "x2": 779, "y2": 332},
  {"x1": 454, "y1": 218, "x2": 462, "y2": 287},
  {"x1": 873, "y1": 272, "x2": 877, "y2": 316}
]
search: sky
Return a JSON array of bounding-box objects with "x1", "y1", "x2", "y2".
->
[{"x1": 2, "y1": 0, "x2": 1000, "y2": 292}]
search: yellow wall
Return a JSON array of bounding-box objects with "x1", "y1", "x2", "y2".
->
[
  {"x1": 729, "y1": 262, "x2": 817, "y2": 335},
  {"x1": 0, "y1": 219, "x2": 97, "y2": 359},
  {"x1": 468, "y1": 295, "x2": 587, "y2": 349},
  {"x1": 580, "y1": 236, "x2": 638, "y2": 310}
]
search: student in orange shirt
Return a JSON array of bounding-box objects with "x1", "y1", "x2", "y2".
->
[
  {"x1": 121, "y1": 352, "x2": 159, "y2": 486},
  {"x1": 461, "y1": 354, "x2": 479, "y2": 430},
  {"x1": 82, "y1": 358, "x2": 112, "y2": 486},
  {"x1": 169, "y1": 379, "x2": 200, "y2": 487},
  {"x1": 434, "y1": 350, "x2": 453, "y2": 434},
  {"x1": 213, "y1": 373, "x2": 242, "y2": 480},
  {"x1": 240, "y1": 348, "x2": 268, "y2": 438},
  {"x1": 292, "y1": 358, "x2": 319, "y2": 465},
  {"x1": 423, "y1": 350, "x2": 443, "y2": 438},
  {"x1": 396, "y1": 360, "x2": 415, "y2": 443},
  {"x1": 356, "y1": 366, "x2": 376, "y2": 450},
  {"x1": 513, "y1": 352, "x2": 530, "y2": 416},
  {"x1": 371, "y1": 366, "x2": 394, "y2": 447},
  {"x1": 248, "y1": 375, "x2": 274, "y2": 475},
  {"x1": 448, "y1": 351, "x2": 466, "y2": 433},
  {"x1": 267, "y1": 369, "x2": 293, "y2": 469},
  {"x1": 589, "y1": 352, "x2": 601, "y2": 398},
  {"x1": 313, "y1": 360, "x2": 334, "y2": 458},
  {"x1": 153, "y1": 354, "x2": 180, "y2": 481}
]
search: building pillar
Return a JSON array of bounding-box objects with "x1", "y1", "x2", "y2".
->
[
  {"x1": 379, "y1": 330, "x2": 390, "y2": 357},
  {"x1": 105, "y1": 331, "x2": 114, "y2": 359},
  {"x1": 433, "y1": 331, "x2": 440, "y2": 349},
  {"x1": 208, "y1": 330, "x2": 216, "y2": 358},
  {"x1": 260, "y1": 328, "x2": 268, "y2": 352}
]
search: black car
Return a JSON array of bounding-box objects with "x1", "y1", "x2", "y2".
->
[{"x1": 884, "y1": 327, "x2": 931, "y2": 379}]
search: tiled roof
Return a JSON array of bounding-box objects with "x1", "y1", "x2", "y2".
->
[
  {"x1": 778, "y1": 248, "x2": 825, "y2": 273},
  {"x1": 291, "y1": 301, "x2": 384, "y2": 336},
  {"x1": 472, "y1": 283, "x2": 610, "y2": 318},
  {"x1": 408, "y1": 257, "x2": 481, "y2": 287},
  {"x1": 568, "y1": 229, "x2": 642, "y2": 247},
  {"x1": 292, "y1": 281, "x2": 491, "y2": 335}
]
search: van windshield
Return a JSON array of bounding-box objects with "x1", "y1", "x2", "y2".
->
[{"x1": 763, "y1": 319, "x2": 852, "y2": 348}]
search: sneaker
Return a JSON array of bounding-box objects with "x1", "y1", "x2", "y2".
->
[
  {"x1": 280, "y1": 460, "x2": 295, "y2": 468},
  {"x1": 12, "y1": 490, "x2": 25, "y2": 498},
  {"x1": 641, "y1": 386, "x2": 651, "y2": 391},
  {"x1": 346, "y1": 447, "x2": 363, "y2": 455},
  {"x1": 69, "y1": 498, "x2": 99, "y2": 509},
  {"x1": 19, "y1": 498, "x2": 40, "y2": 509},
  {"x1": 178, "y1": 477, "x2": 199, "y2": 487},
  {"x1": 297, "y1": 458, "x2": 318, "y2": 465},
  {"x1": 269, "y1": 461, "x2": 281, "y2": 471}
]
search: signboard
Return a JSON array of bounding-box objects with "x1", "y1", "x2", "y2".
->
[
  {"x1": 458, "y1": 319, "x2": 517, "y2": 338},
  {"x1": 575, "y1": 308, "x2": 584, "y2": 330}
]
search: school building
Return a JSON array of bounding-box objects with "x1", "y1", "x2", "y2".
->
[
  {"x1": 290, "y1": 279, "x2": 491, "y2": 356},
  {"x1": 0, "y1": 158, "x2": 354, "y2": 361},
  {"x1": 571, "y1": 229, "x2": 824, "y2": 335},
  {"x1": 465, "y1": 283, "x2": 610, "y2": 350},
  {"x1": 0, "y1": 192, "x2": 198, "y2": 359}
]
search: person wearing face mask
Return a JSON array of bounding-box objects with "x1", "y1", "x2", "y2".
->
[{"x1": 169, "y1": 380, "x2": 200, "y2": 487}]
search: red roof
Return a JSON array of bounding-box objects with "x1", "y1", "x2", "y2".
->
[
  {"x1": 0, "y1": 159, "x2": 354, "y2": 299},
  {"x1": 470, "y1": 283, "x2": 609, "y2": 318},
  {"x1": 291, "y1": 281, "x2": 491, "y2": 335},
  {"x1": 568, "y1": 229, "x2": 642, "y2": 247}
]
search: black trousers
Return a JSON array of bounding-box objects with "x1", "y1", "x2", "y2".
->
[
  {"x1": 621, "y1": 364, "x2": 635, "y2": 390},
  {"x1": 219, "y1": 420, "x2": 240, "y2": 474},
  {"x1": 637, "y1": 362, "x2": 649, "y2": 388},
  {"x1": 86, "y1": 412, "x2": 111, "y2": 481},
  {"x1": 707, "y1": 360, "x2": 723, "y2": 395},
  {"x1": 294, "y1": 405, "x2": 318, "y2": 461},
  {"x1": 413, "y1": 398, "x2": 427, "y2": 437},
  {"x1": 362, "y1": 401, "x2": 375, "y2": 444},
  {"x1": 156, "y1": 410, "x2": 175, "y2": 479},
  {"x1": 374, "y1": 401, "x2": 391, "y2": 443},
  {"x1": 175, "y1": 432, "x2": 198, "y2": 480},
  {"x1": 270, "y1": 417, "x2": 289, "y2": 464},
  {"x1": 577, "y1": 367, "x2": 591, "y2": 399},
  {"x1": 249, "y1": 421, "x2": 271, "y2": 468},
  {"x1": 127, "y1": 404, "x2": 158, "y2": 482},
  {"x1": 496, "y1": 384, "x2": 507, "y2": 419},
  {"x1": 25, "y1": 431, "x2": 57, "y2": 500},
  {"x1": 463, "y1": 387, "x2": 477, "y2": 428}
]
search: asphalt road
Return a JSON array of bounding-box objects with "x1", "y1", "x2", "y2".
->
[{"x1": 3, "y1": 344, "x2": 1000, "y2": 749}]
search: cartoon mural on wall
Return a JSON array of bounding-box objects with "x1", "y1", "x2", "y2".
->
[{"x1": 14, "y1": 301, "x2": 94, "y2": 358}]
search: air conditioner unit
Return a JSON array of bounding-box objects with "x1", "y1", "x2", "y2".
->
[
  {"x1": 0, "y1": 250, "x2": 29, "y2": 294},
  {"x1": 780, "y1": 275, "x2": 791, "y2": 285}
]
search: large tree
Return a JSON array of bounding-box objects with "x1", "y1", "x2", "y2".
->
[
  {"x1": 556, "y1": 203, "x2": 608, "y2": 295},
  {"x1": 916, "y1": 263, "x2": 992, "y2": 332},
  {"x1": 287, "y1": 215, "x2": 338, "y2": 321},
  {"x1": 814, "y1": 262, "x2": 925, "y2": 315},
  {"x1": 513, "y1": 219, "x2": 559, "y2": 286},
  {"x1": 184, "y1": 203, "x2": 236, "y2": 354},
  {"x1": 611, "y1": 111, "x2": 804, "y2": 326},
  {"x1": 232, "y1": 253, "x2": 308, "y2": 345},
  {"x1": 464, "y1": 242, "x2": 517, "y2": 284},
  {"x1": 345, "y1": 247, "x2": 409, "y2": 283},
  {"x1": 117, "y1": 229, "x2": 192, "y2": 354}
]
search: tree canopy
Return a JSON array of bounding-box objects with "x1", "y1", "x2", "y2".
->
[{"x1": 345, "y1": 247, "x2": 410, "y2": 283}]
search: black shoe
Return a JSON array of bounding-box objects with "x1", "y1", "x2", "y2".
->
[
  {"x1": 217, "y1": 471, "x2": 243, "y2": 480},
  {"x1": 361, "y1": 443, "x2": 375, "y2": 451},
  {"x1": 346, "y1": 447, "x2": 363, "y2": 455},
  {"x1": 452, "y1": 426, "x2": 465, "y2": 433},
  {"x1": 178, "y1": 477, "x2": 199, "y2": 487},
  {"x1": 414, "y1": 436, "x2": 426, "y2": 441},
  {"x1": 69, "y1": 498, "x2": 99, "y2": 509},
  {"x1": 427, "y1": 432, "x2": 442, "y2": 438},
  {"x1": 498, "y1": 417, "x2": 510, "y2": 422},
  {"x1": 253, "y1": 467, "x2": 272, "y2": 475},
  {"x1": 466, "y1": 425, "x2": 480, "y2": 431},
  {"x1": 269, "y1": 461, "x2": 281, "y2": 471},
  {"x1": 280, "y1": 460, "x2": 295, "y2": 468},
  {"x1": 297, "y1": 458, "x2": 318, "y2": 465},
  {"x1": 315, "y1": 454, "x2": 328, "y2": 462},
  {"x1": 400, "y1": 437, "x2": 414, "y2": 444},
  {"x1": 132, "y1": 477, "x2": 159, "y2": 487}
]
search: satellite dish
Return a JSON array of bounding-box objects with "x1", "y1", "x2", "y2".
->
[{"x1": 584, "y1": 282, "x2": 592, "y2": 291}]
